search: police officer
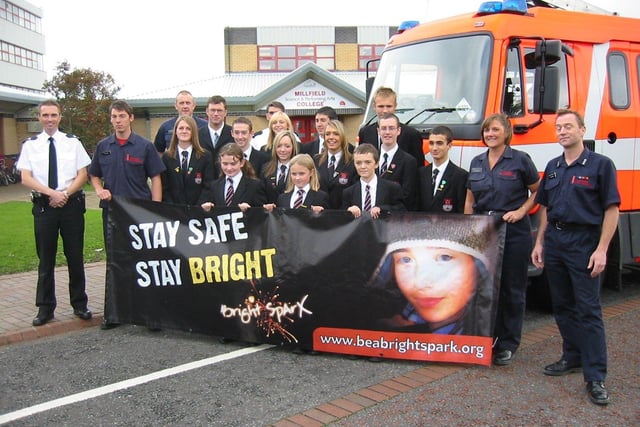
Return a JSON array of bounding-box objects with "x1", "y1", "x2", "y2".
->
[
  {"x1": 532, "y1": 109, "x2": 619, "y2": 406},
  {"x1": 464, "y1": 113, "x2": 540, "y2": 366},
  {"x1": 16, "y1": 99, "x2": 92, "y2": 326}
]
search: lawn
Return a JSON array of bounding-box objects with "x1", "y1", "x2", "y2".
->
[{"x1": 0, "y1": 201, "x2": 106, "y2": 275}]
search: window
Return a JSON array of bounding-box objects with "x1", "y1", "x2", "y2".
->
[
  {"x1": 359, "y1": 45, "x2": 385, "y2": 70},
  {"x1": 0, "y1": 40, "x2": 44, "y2": 70},
  {"x1": 503, "y1": 46, "x2": 524, "y2": 116},
  {"x1": 0, "y1": 0, "x2": 42, "y2": 33},
  {"x1": 258, "y1": 45, "x2": 335, "y2": 71},
  {"x1": 607, "y1": 52, "x2": 629, "y2": 109}
]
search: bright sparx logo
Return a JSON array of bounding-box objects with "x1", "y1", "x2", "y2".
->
[{"x1": 220, "y1": 281, "x2": 313, "y2": 343}]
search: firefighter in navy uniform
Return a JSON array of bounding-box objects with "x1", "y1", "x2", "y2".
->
[
  {"x1": 16, "y1": 99, "x2": 92, "y2": 326},
  {"x1": 532, "y1": 109, "x2": 620, "y2": 406}
]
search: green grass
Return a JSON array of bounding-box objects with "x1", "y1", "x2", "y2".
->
[{"x1": 0, "y1": 201, "x2": 106, "y2": 275}]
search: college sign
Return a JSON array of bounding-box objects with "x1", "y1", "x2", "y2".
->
[
  {"x1": 105, "y1": 197, "x2": 505, "y2": 366},
  {"x1": 279, "y1": 79, "x2": 360, "y2": 110}
]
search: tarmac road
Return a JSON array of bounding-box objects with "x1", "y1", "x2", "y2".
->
[{"x1": 1, "y1": 182, "x2": 640, "y2": 426}]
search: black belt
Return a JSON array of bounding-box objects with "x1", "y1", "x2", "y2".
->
[
  {"x1": 31, "y1": 190, "x2": 84, "y2": 204},
  {"x1": 549, "y1": 220, "x2": 599, "y2": 231},
  {"x1": 480, "y1": 210, "x2": 506, "y2": 216}
]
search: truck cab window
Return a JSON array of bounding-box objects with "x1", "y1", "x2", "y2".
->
[{"x1": 503, "y1": 46, "x2": 524, "y2": 116}]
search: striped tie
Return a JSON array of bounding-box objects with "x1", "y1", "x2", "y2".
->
[
  {"x1": 293, "y1": 189, "x2": 304, "y2": 209},
  {"x1": 328, "y1": 155, "x2": 336, "y2": 176},
  {"x1": 225, "y1": 178, "x2": 234, "y2": 207},
  {"x1": 277, "y1": 164, "x2": 287, "y2": 186},
  {"x1": 363, "y1": 184, "x2": 371, "y2": 211}
]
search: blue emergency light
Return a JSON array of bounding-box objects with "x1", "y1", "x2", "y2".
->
[
  {"x1": 397, "y1": 20, "x2": 419, "y2": 33},
  {"x1": 477, "y1": 0, "x2": 528, "y2": 15}
]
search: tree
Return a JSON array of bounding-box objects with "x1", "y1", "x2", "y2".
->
[{"x1": 42, "y1": 60, "x2": 120, "y2": 152}]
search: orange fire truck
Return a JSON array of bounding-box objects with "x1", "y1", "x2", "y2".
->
[{"x1": 363, "y1": 0, "x2": 640, "y2": 289}]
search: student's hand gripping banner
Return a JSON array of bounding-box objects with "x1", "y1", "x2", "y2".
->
[{"x1": 105, "y1": 196, "x2": 505, "y2": 366}]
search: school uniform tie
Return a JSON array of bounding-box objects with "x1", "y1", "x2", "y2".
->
[
  {"x1": 432, "y1": 168, "x2": 440, "y2": 195},
  {"x1": 380, "y1": 153, "x2": 388, "y2": 174},
  {"x1": 328, "y1": 155, "x2": 336, "y2": 177},
  {"x1": 181, "y1": 150, "x2": 188, "y2": 172},
  {"x1": 293, "y1": 189, "x2": 305, "y2": 209},
  {"x1": 225, "y1": 178, "x2": 234, "y2": 207},
  {"x1": 277, "y1": 164, "x2": 287, "y2": 186},
  {"x1": 48, "y1": 137, "x2": 58, "y2": 189},
  {"x1": 363, "y1": 184, "x2": 371, "y2": 212}
]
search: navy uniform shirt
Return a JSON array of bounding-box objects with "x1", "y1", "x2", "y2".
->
[
  {"x1": 467, "y1": 145, "x2": 539, "y2": 212},
  {"x1": 89, "y1": 132, "x2": 166, "y2": 207},
  {"x1": 536, "y1": 148, "x2": 620, "y2": 225}
]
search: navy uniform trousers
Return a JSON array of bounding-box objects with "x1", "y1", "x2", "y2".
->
[
  {"x1": 544, "y1": 225, "x2": 607, "y2": 382},
  {"x1": 493, "y1": 217, "x2": 531, "y2": 353}
]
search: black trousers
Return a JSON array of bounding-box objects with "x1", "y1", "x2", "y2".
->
[
  {"x1": 493, "y1": 217, "x2": 531, "y2": 353},
  {"x1": 33, "y1": 194, "x2": 87, "y2": 312}
]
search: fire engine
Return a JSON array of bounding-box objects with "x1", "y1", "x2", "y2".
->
[{"x1": 363, "y1": 0, "x2": 640, "y2": 289}]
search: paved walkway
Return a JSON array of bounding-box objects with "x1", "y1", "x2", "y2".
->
[{"x1": 0, "y1": 262, "x2": 106, "y2": 345}]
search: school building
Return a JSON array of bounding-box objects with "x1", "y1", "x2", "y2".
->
[{"x1": 1, "y1": 0, "x2": 397, "y2": 155}]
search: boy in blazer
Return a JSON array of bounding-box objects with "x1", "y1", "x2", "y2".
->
[
  {"x1": 343, "y1": 144, "x2": 405, "y2": 218},
  {"x1": 376, "y1": 113, "x2": 418, "y2": 210},
  {"x1": 417, "y1": 126, "x2": 468, "y2": 213},
  {"x1": 231, "y1": 117, "x2": 270, "y2": 177}
]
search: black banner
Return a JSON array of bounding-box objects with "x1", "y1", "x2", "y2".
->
[{"x1": 105, "y1": 197, "x2": 505, "y2": 366}]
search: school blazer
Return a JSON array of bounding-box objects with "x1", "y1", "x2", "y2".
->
[
  {"x1": 301, "y1": 138, "x2": 322, "y2": 156},
  {"x1": 161, "y1": 150, "x2": 214, "y2": 206},
  {"x1": 358, "y1": 123, "x2": 425, "y2": 167},
  {"x1": 198, "y1": 124, "x2": 233, "y2": 176},
  {"x1": 247, "y1": 149, "x2": 270, "y2": 177},
  {"x1": 260, "y1": 164, "x2": 288, "y2": 204},
  {"x1": 378, "y1": 148, "x2": 418, "y2": 210},
  {"x1": 277, "y1": 188, "x2": 330, "y2": 209},
  {"x1": 315, "y1": 155, "x2": 358, "y2": 210},
  {"x1": 210, "y1": 175, "x2": 267, "y2": 207},
  {"x1": 341, "y1": 179, "x2": 406, "y2": 212},
  {"x1": 417, "y1": 162, "x2": 469, "y2": 213}
]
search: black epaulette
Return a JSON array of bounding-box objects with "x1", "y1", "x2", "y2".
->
[
  {"x1": 66, "y1": 133, "x2": 79, "y2": 139},
  {"x1": 23, "y1": 135, "x2": 38, "y2": 144},
  {"x1": 252, "y1": 130, "x2": 263, "y2": 137}
]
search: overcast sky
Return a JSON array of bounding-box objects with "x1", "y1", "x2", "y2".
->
[{"x1": 31, "y1": 0, "x2": 640, "y2": 97}]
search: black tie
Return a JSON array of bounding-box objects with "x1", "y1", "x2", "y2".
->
[
  {"x1": 278, "y1": 164, "x2": 287, "y2": 186},
  {"x1": 48, "y1": 137, "x2": 58, "y2": 189},
  {"x1": 181, "y1": 150, "x2": 188, "y2": 172},
  {"x1": 432, "y1": 168, "x2": 440, "y2": 194},
  {"x1": 380, "y1": 153, "x2": 388, "y2": 174}
]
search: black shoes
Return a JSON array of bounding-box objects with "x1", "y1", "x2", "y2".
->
[
  {"x1": 586, "y1": 381, "x2": 610, "y2": 405},
  {"x1": 543, "y1": 359, "x2": 582, "y2": 376},
  {"x1": 100, "y1": 319, "x2": 120, "y2": 330},
  {"x1": 493, "y1": 350, "x2": 514, "y2": 366},
  {"x1": 73, "y1": 308, "x2": 92, "y2": 320},
  {"x1": 32, "y1": 310, "x2": 54, "y2": 326}
]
